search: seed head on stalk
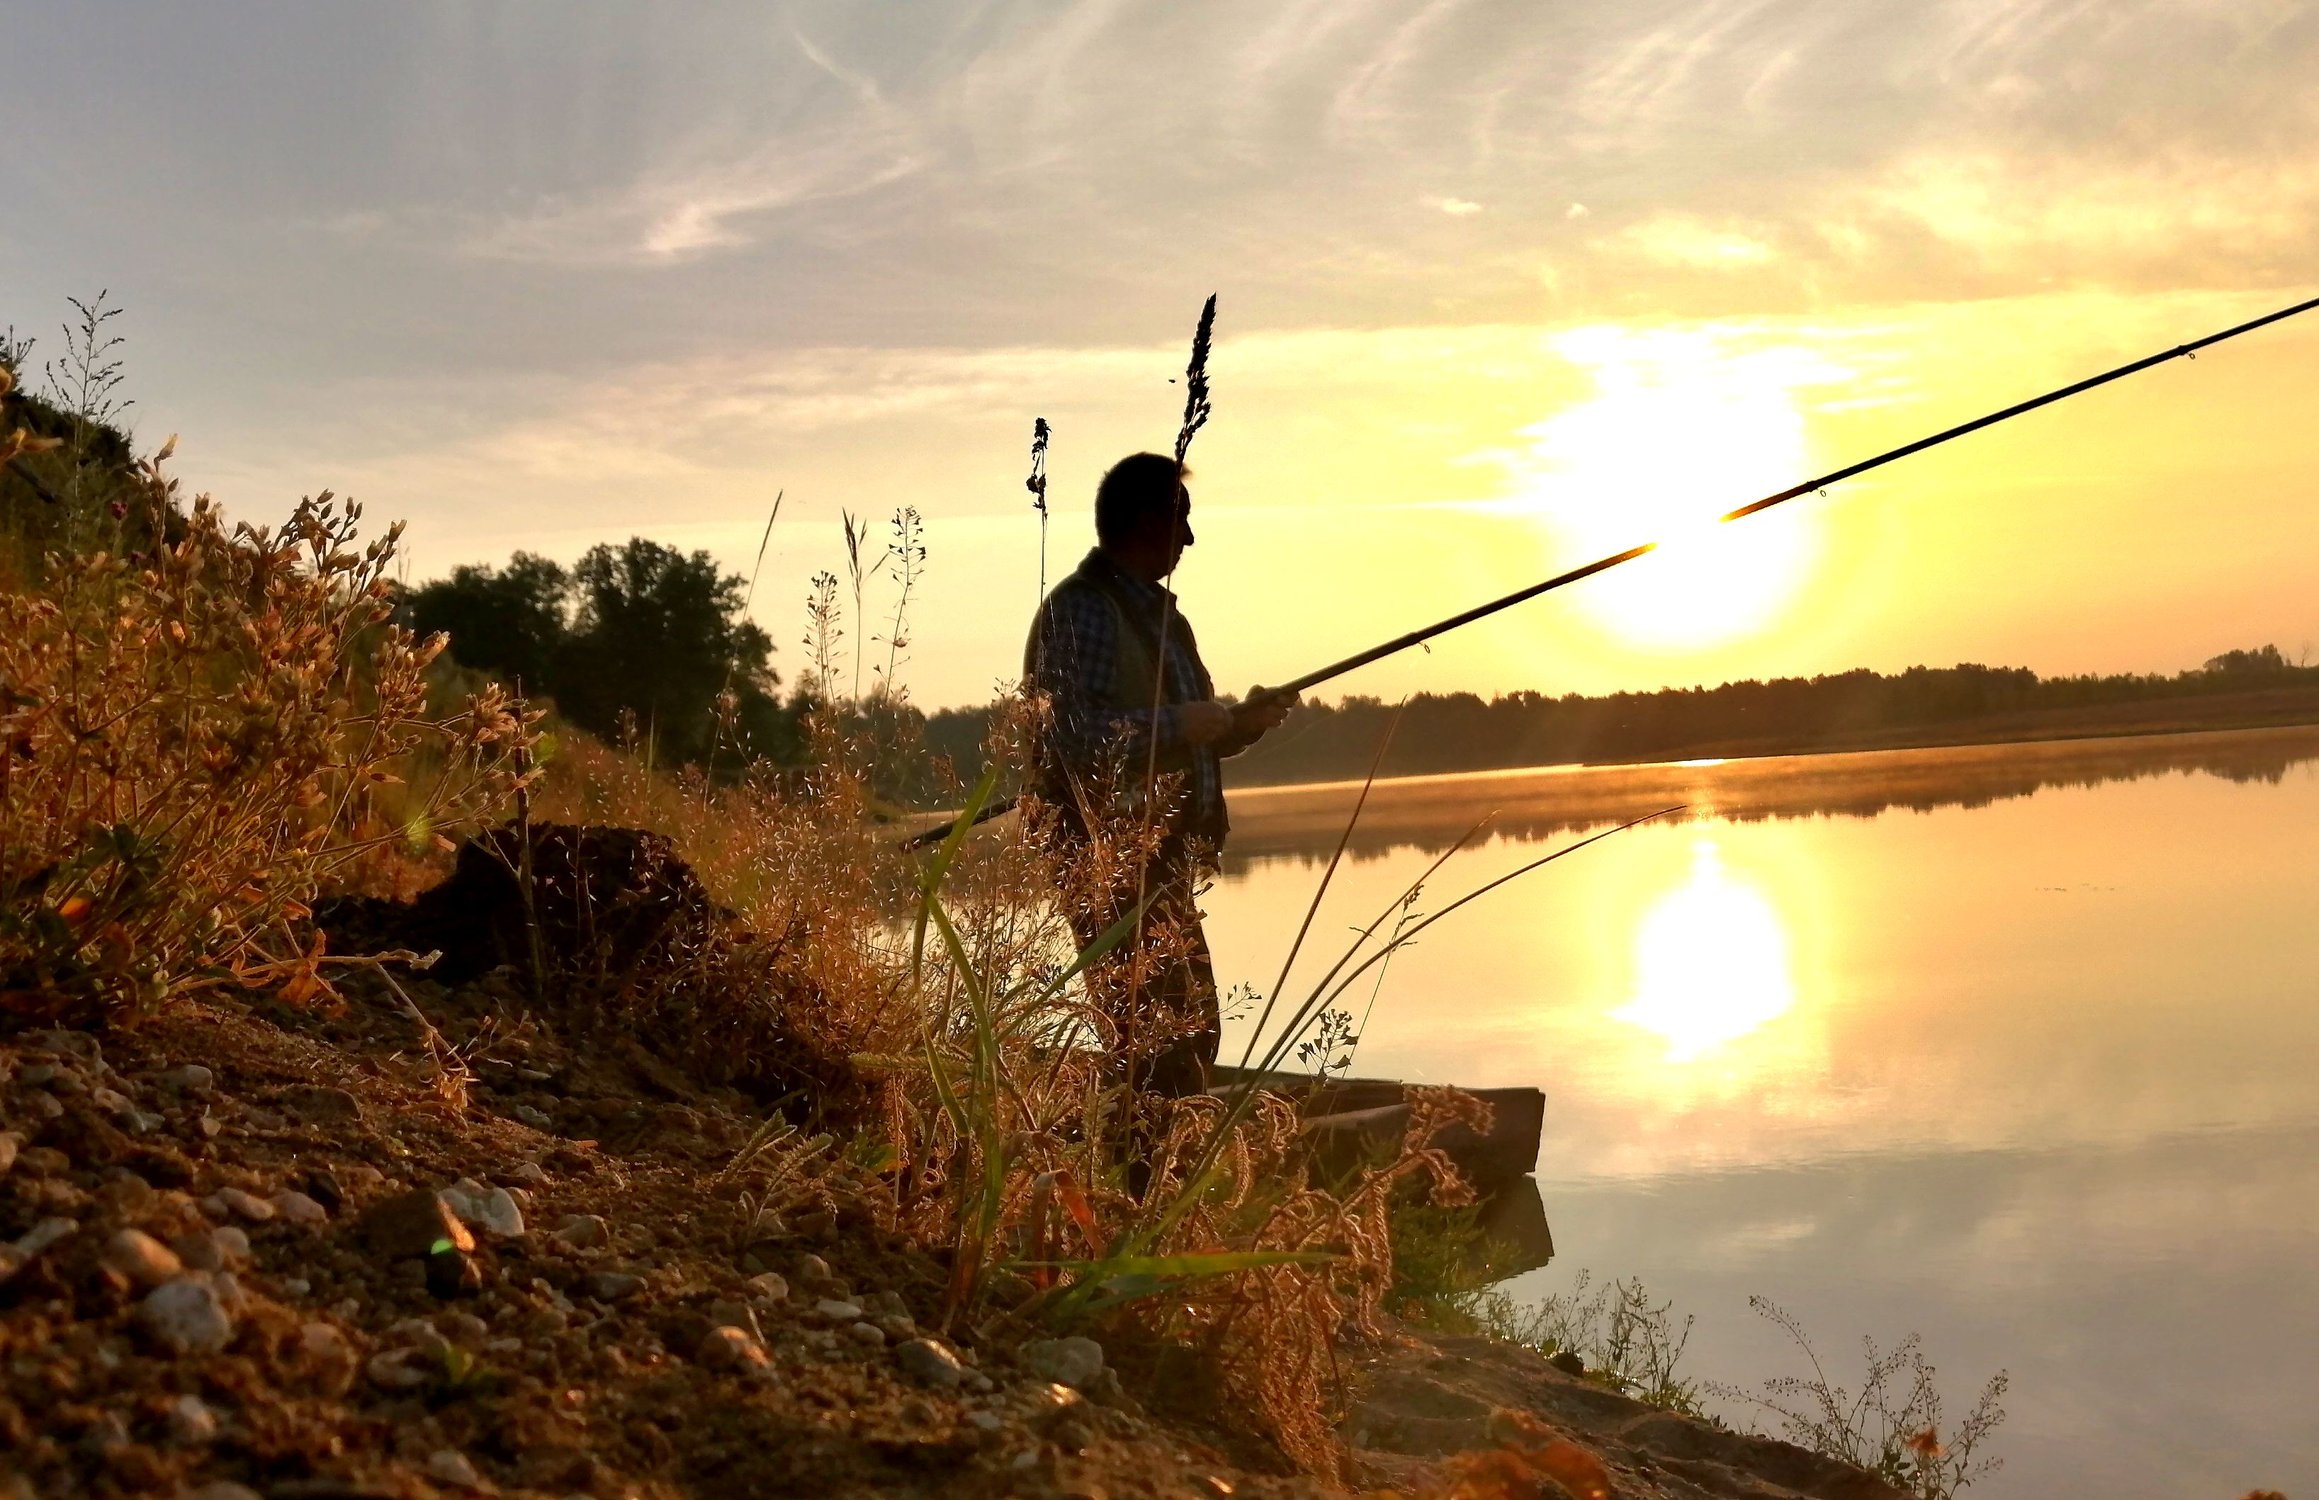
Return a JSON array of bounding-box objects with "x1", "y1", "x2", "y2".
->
[{"x1": 1174, "y1": 293, "x2": 1216, "y2": 467}]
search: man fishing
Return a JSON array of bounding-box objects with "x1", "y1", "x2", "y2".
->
[{"x1": 1024, "y1": 452, "x2": 1296, "y2": 1097}]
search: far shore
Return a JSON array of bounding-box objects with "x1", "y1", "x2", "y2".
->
[{"x1": 1222, "y1": 720, "x2": 2319, "y2": 859}]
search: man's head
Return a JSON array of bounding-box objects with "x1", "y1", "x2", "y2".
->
[{"x1": 1094, "y1": 452, "x2": 1193, "y2": 583}]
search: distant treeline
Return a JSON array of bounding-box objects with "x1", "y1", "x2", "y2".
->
[{"x1": 926, "y1": 647, "x2": 2319, "y2": 790}]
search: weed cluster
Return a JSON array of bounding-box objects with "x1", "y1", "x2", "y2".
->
[{"x1": 0, "y1": 447, "x2": 531, "y2": 1027}]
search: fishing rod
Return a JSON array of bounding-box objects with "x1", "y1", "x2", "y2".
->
[{"x1": 905, "y1": 291, "x2": 2319, "y2": 849}]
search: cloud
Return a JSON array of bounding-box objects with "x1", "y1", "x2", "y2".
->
[
  {"x1": 1608, "y1": 214, "x2": 1779, "y2": 270},
  {"x1": 1427, "y1": 195, "x2": 1484, "y2": 215}
]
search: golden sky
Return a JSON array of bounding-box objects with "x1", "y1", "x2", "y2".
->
[{"x1": 5, "y1": 2, "x2": 2314, "y2": 706}]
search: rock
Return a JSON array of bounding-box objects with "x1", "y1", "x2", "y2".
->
[
  {"x1": 695, "y1": 1325, "x2": 771, "y2": 1372},
  {"x1": 359, "y1": 1189, "x2": 476, "y2": 1260},
  {"x1": 367, "y1": 1347, "x2": 435, "y2": 1390},
  {"x1": 895, "y1": 1337, "x2": 966, "y2": 1389},
  {"x1": 188, "y1": 1485, "x2": 261, "y2": 1500},
  {"x1": 280, "y1": 1084, "x2": 363, "y2": 1124},
  {"x1": 80, "y1": 1408, "x2": 130, "y2": 1458},
  {"x1": 208, "y1": 1187, "x2": 275, "y2": 1222},
  {"x1": 744, "y1": 1270, "x2": 788, "y2": 1304},
  {"x1": 846, "y1": 1321, "x2": 886, "y2": 1347},
  {"x1": 103, "y1": 1228, "x2": 183, "y2": 1287},
  {"x1": 91, "y1": 1085, "x2": 135, "y2": 1115},
  {"x1": 303, "y1": 1168, "x2": 346, "y2": 1213},
  {"x1": 586, "y1": 1271, "x2": 644, "y2": 1303},
  {"x1": 166, "y1": 1393, "x2": 218, "y2": 1444},
  {"x1": 442, "y1": 1179, "x2": 525, "y2": 1239},
  {"x1": 706, "y1": 1299, "x2": 761, "y2": 1339},
  {"x1": 428, "y1": 1249, "x2": 484, "y2": 1299},
  {"x1": 141, "y1": 1278, "x2": 236, "y2": 1354},
  {"x1": 299, "y1": 1322, "x2": 359, "y2": 1395},
  {"x1": 512, "y1": 1104, "x2": 553, "y2": 1129},
  {"x1": 1550, "y1": 1350, "x2": 1586, "y2": 1377},
  {"x1": 551, "y1": 1213, "x2": 608, "y2": 1249},
  {"x1": 17, "y1": 1144, "x2": 70, "y2": 1174},
  {"x1": 0, "y1": 1131, "x2": 18, "y2": 1175},
  {"x1": 198, "y1": 1225, "x2": 251, "y2": 1267},
  {"x1": 161, "y1": 1065, "x2": 215, "y2": 1093},
  {"x1": 424, "y1": 1448, "x2": 489, "y2": 1491},
  {"x1": 1021, "y1": 1336, "x2": 1106, "y2": 1391},
  {"x1": 812, "y1": 1297, "x2": 864, "y2": 1322},
  {"x1": 794, "y1": 1252, "x2": 834, "y2": 1285},
  {"x1": 13, "y1": 1216, "x2": 79, "y2": 1260},
  {"x1": 965, "y1": 1409, "x2": 1005, "y2": 1433},
  {"x1": 874, "y1": 1313, "x2": 918, "y2": 1341},
  {"x1": 272, "y1": 1190, "x2": 329, "y2": 1225},
  {"x1": 863, "y1": 1289, "x2": 910, "y2": 1319},
  {"x1": 505, "y1": 1161, "x2": 550, "y2": 1187}
]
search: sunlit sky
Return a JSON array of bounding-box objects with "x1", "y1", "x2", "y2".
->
[{"x1": 5, "y1": 1, "x2": 2315, "y2": 709}]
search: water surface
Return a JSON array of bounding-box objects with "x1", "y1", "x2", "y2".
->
[{"x1": 1211, "y1": 726, "x2": 2319, "y2": 1498}]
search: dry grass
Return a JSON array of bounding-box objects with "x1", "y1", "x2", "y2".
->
[{"x1": 0, "y1": 447, "x2": 530, "y2": 1027}]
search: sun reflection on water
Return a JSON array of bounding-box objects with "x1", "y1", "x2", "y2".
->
[{"x1": 1612, "y1": 839, "x2": 1796, "y2": 1061}]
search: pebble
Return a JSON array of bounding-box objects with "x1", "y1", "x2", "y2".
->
[
  {"x1": 875, "y1": 1313, "x2": 918, "y2": 1341},
  {"x1": 1021, "y1": 1335, "x2": 1106, "y2": 1391},
  {"x1": 91, "y1": 1085, "x2": 134, "y2": 1115},
  {"x1": 512, "y1": 1104, "x2": 554, "y2": 1129},
  {"x1": 272, "y1": 1189, "x2": 329, "y2": 1225},
  {"x1": 695, "y1": 1325, "x2": 772, "y2": 1372},
  {"x1": 281, "y1": 1084, "x2": 363, "y2": 1123},
  {"x1": 795, "y1": 1252, "x2": 834, "y2": 1284},
  {"x1": 208, "y1": 1187, "x2": 275, "y2": 1223},
  {"x1": 80, "y1": 1409, "x2": 130, "y2": 1458},
  {"x1": 863, "y1": 1289, "x2": 910, "y2": 1318},
  {"x1": 359, "y1": 1189, "x2": 476, "y2": 1260},
  {"x1": 366, "y1": 1348, "x2": 434, "y2": 1391},
  {"x1": 744, "y1": 1271, "x2": 789, "y2": 1304},
  {"x1": 17, "y1": 1144, "x2": 70, "y2": 1174},
  {"x1": 552, "y1": 1213, "x2": 609, "y2": 1249},
  {"x1": 706, "y1": 1299, "x2": 761, "y2": 1339},
  {"x1": 162, "y1": 1065, "x2": 216, "y2": 1093},
  {"x1": 103, "y1": 1228, "x2": 183, "y2": 1287},
  {"x1": 812, "y1": 1297, "x2": 864, "y2": 1322},
  {"x1": 586, "y1": 1271, "x2": 644, "y2": 1303},
  {"x1": 303, "y1": 1168, "x2": 346, "y2": 1213},
  {"x1": 189, "y1": 1485, "x2": 260, "y2": 1500},
  {"x1": 895, "y1": 1337, "x2": 967, "y2": 1389},
  {"x1": 0, "y1": 1131, "x2": 18, "y2": 1175},
  {"x1": 166, "y1": 1392, "x2": 218, "y2": 1444},
  {"x1": 965, "y1": 1409, "x2": 1006, "y2": 1433},
  {"x1": 506, "y1": 1160, "x2": 550, "y2": 1187},
  {"x1": 141, "y1": 1278, "x2": 236, "y2": 1354},
  {"x1": 425, "y1": 1448, "x2": 488, "y2": 1491},
  {"x1": 13, "y1": 1216, "x2": 79, "y2": 1260},
  {"x1": 846, "y1": 1321, "x2": 886, "y2": 1347},
  {"x1": 299, "y1": 1322, "x2": 359, "y2": 1394},
  {"x1": 443, "y1": 1179, "x2": 526, "y2": 1239}
]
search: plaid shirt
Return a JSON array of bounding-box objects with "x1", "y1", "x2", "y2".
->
[{"x1": 1025, "y1": 548, "x2": 1229, "y2": 847}]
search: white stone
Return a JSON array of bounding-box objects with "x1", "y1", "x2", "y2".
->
[
  {"x1": 167, "y1": 1392, "x2": 218, "y2": 1444},
  {"x1": 212, "y1": 1187, "x2": 275, "y2": 1222},
  {"x1": 895, "y1": 1337, "x2": 966, "y2": 1388},
  {"x1": 1020, "y1": 1335, "x2": 1105, "y2": 1391},
  {"x1": 272, "y1": 1190, "x2": 329, "y2": 1224},
  {"x1": 444, "y1": 1181, "x2": 525, "y2": 1239},
  {"x1": 103, "y1": 1228, "x2": 183, "y2": 1287},
  {"x1": 812, "y1": 1298, "x2": 864, "y2": 1322},
  {"x1": 142, "y1": 1278, "x2": 236, "y2": 1354},
  {"x1": 425, "y1": 1448, "x2": 488, "y2": 1490}
]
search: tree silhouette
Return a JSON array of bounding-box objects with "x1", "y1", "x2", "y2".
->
[{"x1": 552, "y1": 538, "x2": 777, "y2": 763}]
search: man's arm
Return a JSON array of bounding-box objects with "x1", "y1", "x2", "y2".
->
[{"x1": 1031, "y1": 589, "x2": 1229, "y2": 765}]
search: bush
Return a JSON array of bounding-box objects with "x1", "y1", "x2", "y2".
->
[{"x1": 0, "y1": 452, "x2": 531, "y2": 1028}]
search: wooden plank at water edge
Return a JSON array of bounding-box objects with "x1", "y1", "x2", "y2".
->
[{"x1": 1208, "y1": 1066, "x2": 1545, "y2": 1192}]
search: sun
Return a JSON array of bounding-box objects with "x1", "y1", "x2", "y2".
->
[
  {"x1": 1505, "y1": 325, "x2": 1834, "y2": 648},
  {"x1": 1612, "y1": 838, "x2": 1797, "y2": 1062}
]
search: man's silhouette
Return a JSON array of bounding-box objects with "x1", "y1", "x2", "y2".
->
[{"x1": 1024, "y1": 452, "x2": 1295, "y2": 1096}]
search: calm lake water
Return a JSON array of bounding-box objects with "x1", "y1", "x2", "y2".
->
[{"x1": 1210, "y1": 726, "x2": 2319, "y2": 1499}]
